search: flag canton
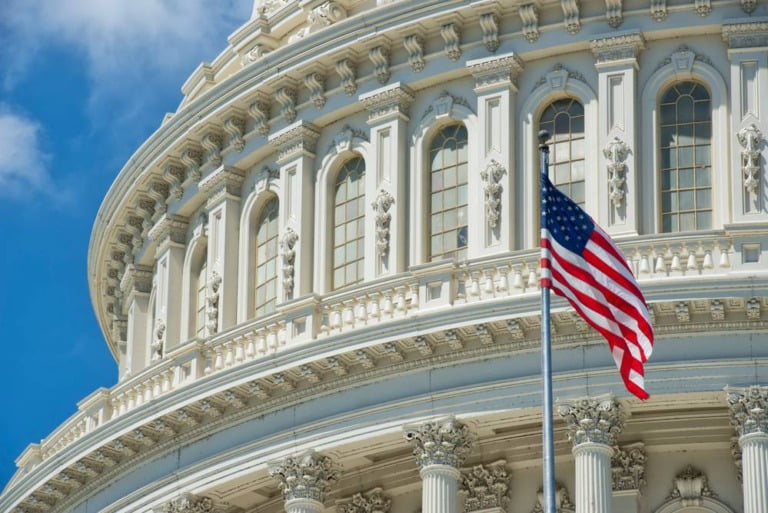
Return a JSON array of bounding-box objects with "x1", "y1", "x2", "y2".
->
[{"x1": 541, "y1": 173, "x2": 595, "y2": 254}]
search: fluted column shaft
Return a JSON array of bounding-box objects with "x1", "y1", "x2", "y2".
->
[
  {"x1": 573, "y1": 442, "x2": 614, "y2": 513},
  {"x1": 741, "y1": 432, "x2": 768, "y2": 513},
  {"x1": 285, "y1": 498, "x2": 324, "y2": 513},
  {"x1": 420, "y1": 464, "x2": 461, "y2": 513}
]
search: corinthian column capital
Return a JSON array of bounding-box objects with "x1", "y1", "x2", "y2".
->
[
  {"x1": 269, "y1": 450, "x2": 341, "y2": 503},
  {"x1": 403, "y1": 417, "x2": 475, "y2": 469},
  {"x1": 726, "y1": 385, "x2": 768, "y2": 437},
  {"x1": 558, "y1": 396, "x2": 626, "y2": 447}
]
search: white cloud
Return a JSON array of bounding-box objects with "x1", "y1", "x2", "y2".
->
[{"x1": 0, "y1": 107, "x2": 54, "y2": 198}]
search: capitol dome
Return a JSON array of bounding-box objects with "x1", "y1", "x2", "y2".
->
[{"x1": 3, "y1": 1, "x2": 768, "y2": 513}]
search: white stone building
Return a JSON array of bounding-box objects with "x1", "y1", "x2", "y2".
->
[{"x1": 3, "y1": 1, "x2": 768, "y2": 513}]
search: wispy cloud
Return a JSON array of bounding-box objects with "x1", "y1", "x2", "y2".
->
[
  {"x1": 0, "y1": 106, "x2": 56, "y2": 199},
  {"x1": 2, "y1": 0, "x2": 250, "y2": 125}
]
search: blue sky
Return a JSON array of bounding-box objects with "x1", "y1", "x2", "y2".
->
[{"x1": 0, "y1": 0, "x2": 250, "y2": 487}]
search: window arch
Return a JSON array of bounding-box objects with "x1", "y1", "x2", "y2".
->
[
  {"x1": 429, "y1": 123, "x2": 469, "y2": 261},
  {"x1": 253, "y1": 197, "x2": 279, "y2": 317},
  {"x1": 659, "y1": 81, "x2": 712, "y2": 232},
  {"x1": 332, "y1": 156, "x2": 366, "y2": 289},
  {"x1": 539, "y1": 98, "x2": 585, "y2": 207}
]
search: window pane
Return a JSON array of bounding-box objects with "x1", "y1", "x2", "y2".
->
[
  {"x1": 254, "y1": 198, "x2": 279, "y2": 317},
  {"x1": 539, "y1": 98, "x2": 585, "y2": 209},
  {"x1": 332, "y1": 157, "x2": 366, "y2": 289}
]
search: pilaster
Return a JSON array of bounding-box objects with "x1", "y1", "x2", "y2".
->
[
  {"x1": 558, "y1": 396, "x2": 626, "y2": 513},
  {"x1": 199, "y1": 167, "x2": 245, "y2": 335},
  {"x1": 269, "y1": 122, "x2": 320, "y2": 301},
  {"x1": 404, "y1": 417, "x2": 475, "y2": 513},
  {"x1": 269, "y1": 451, "x2": 340, "y2": 513},
  {"x1": 467, "y1": 53, "x2": 524, "y2": 255},
  {"x1": 119, "y1": 264, "x2": 153, "y2": 376},
  {"x1": 726, "y1": 385, "x2": 768, "y2": 513},
  {"x1": 590, "y1": 31, "x2": 645, "y2": 237},
  {"x1": 723, "y1": 21, "x2": 768, "y2": 221},
  {"x1": 148, "y1": 214, "x2": 189, "y2": 354},
  {"x1": 360, "y1": 83, "x2": 414, "y2": 278},
  {"x1": 611, "y1": 442, "x2": 646, "y2": 513}
]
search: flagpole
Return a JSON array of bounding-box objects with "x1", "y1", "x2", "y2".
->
[{"x1": 538, "y1": 129, "x2": 557, "y2": 513}]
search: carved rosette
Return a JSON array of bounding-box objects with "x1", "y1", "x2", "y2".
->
[
  {"x1": 737, "y1": 124, "x2": 764, "y2": 194},
  {"x1": 337, "y1": 488, "x2": 391, "y2": 513},
  {"x1": 726, "y1": 385, "x2": 768, "y2": 437},
  {"x1": 403, "y1": 417, "x2": 475, "y2": 469},
  {"x1": 459, "y1": 461, "x2": 510, "y2": 512},
  {"x1": 280, "y1": 228, "x2": 299, "y2": 297},
  {"x1": 611, "y1": 442, "x2": 646, "y2": 491},
  {"x1": 371, "y1": 189, "x2": 394, "y2": 256},
  {"x1": 205, "y1": 270, "x2": 222, "y2": 336},
  {"x1": 667, "y1": 465, "x2": 715, "y2": 507},
  {"x1": 480, "y1": 160, "x2": 505, "y2": 229},
  {"x1": 269, "y1": 451, "x2": 340, "y2": 503},
  {"x1": 157, "y1": 493, "x2": 216, "y2": 513},
  {"x1": 603, "y1": 137, "x2": 630, "y2": 207},
  {"x1": 558, "y1": 396, "x2": 625, "y2": 447}
]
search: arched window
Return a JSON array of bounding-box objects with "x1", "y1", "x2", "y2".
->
[
  {"x1": 429, "y1": 123, "x2": 468, "y2": 261},
  {"x1": 659, "y1": 81, "x2": 712, "y2": 232},
  {"x1": 539, "y1": 98, "x2": 585, "y2": 207},
  {"x1": 254, "y1": 198, "x2": 279, "y2": 316},
  {"x1": 332, "y1": 156, "x2": 366, "y2": 289},
  {"x1": 194, "y1": 257, "x2": 207, "y2": 338}
]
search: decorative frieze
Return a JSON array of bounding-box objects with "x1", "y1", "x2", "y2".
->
[
  {"x1": 722, "y1": 21, "x2": 768, "y2": 48},
  {"x1": 603, "y1": 137, "x2": 630, "y2": 208},
  {"x1": 479, "y1": 12, "x2": 501, "y2": 52},
  {"x1": 336, "y1": 57, "x2": 358, "y2": 96},
  {"x1": 269, "y1": 451, "x2": 340, "y2": 502},
  {"x1": 611, "y1": 442, "x2": 646, "y2": 490},
  {"x1": 746, "y1": 297, "x2": 761, "y2": 320},
  {"x1": 558, "y1": 396, "x2": 625, "y2": 447},
  {"x1": 561, "y1": 0, "x2": 581, "y2": 35},
  {"x1": 666, "y1": 465, "x2": 715, "y2": 507},
  {"x1": 280, "y1": 228, "x2": 299, "y2": 297},
  {"x1": 726, "y1": 385, "x2": 768, "y2": 436},
  {"x1": 468, "y1": 53, "x2": 525, "y2": 91},
  {"x1": 269, "y1": 122, "x2": 321, "y2": 163},
  {"x1": 459, "y1": 461, "x2": 510, "y2": 512},
  {"x1": 519, "y1": 4, "x2": 540, "y2": 42},
  {"x1": 304, "y1": 71, "x2": 327, "y2": 109},
  {"x1": 248, "y1": 93, "x2": 271, "y2": 137},
  {"x1": 440, "y1": 22, "x2": 462, "y2": 61},
  {"x1": 337, "y1": 488, "x2": 391, "y2": 513},
  {"x1": 675, "y1": 302, "x2": 690, "y2": 322},
  {"x1": 481, "y1": 159, "x2": 505, "y2": 228},
  {"x1": 372, "y1": 189, "x2": 395, "y2": 256},
  {"x1": 360, "y1": 83, "x2": 415, "y2": 123},
  {"x1": 403, "y1": 417, "x2": 474, "y2": 469},
  {"x1": 590, "y1": 32, "x2": 645, "y2": 64},
  {"x1": 404, "y1": 34, "x2": 426, "y2": 72},
  {"x1": 737, "y1": 124, "x2": 763, "y2": 194}
]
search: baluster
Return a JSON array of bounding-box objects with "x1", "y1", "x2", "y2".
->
[
  {"x1": 483, "y1": 269, "x2": 495, "y2": 294},
  {"x1": 408, "y1": 283, "x2": 419, "y2": 310},
  {"x1": 223, "y1": 341, "x2": 234, "y2": 368},
  {"x1": 670, "y1": 252, "x2": 682, "y2": 271},
  {"x1": 368, "y1": 292, "x2": 380, "y2": 320},
  {"x1": 267, "y1": 326, "x2": 279, "y2": 353},
  {"x1": 654, "y1": 252, "x2": 666, "y2": 273},
  {"x1": 278, "y1": 323, "x2": 287, "y2": 347},
  {"x1": 496, "y1": 265, "x2": 510, "y2": 293},
  {"x1": 469, "y1": 271, "x2": 481, "y2": 297},
  {"x1": 256, "y1": 332, "x2": 268, "y2": 355},
  {"x1": 719, "y1": 242, "x2": 731, "y2": 267},
  {"x1": 526, "y1": 263, "x2": 538, "y2": 288},
  {"x1": 214, "y1": 346, "x2": 224, "y2": 371},
  {"x1": 639, "y1": 251, "x2": 651, "y2": 274},
  {"x1": 245, "y1": 332, "x2": 256, "y2": 360},
  {"x1": 152, "y1": 374, "x2": 162, "y2": 397},
  {"x1": 331, "y1": 304, "x2": 343, "y2": 328},
  {"x1": 685, "y1": 249, "x2": 697, "y2": 271},
  {"x1": 342, "y1": 299, "x2": 355, "y2": 326},
  {"x1": 395, "y1": 285, "x2": 408, "y2": 312},
  {"x1": 512, "y1": 264, "x2": 524, "y2": 289},
  {"x1": 702, "y1": 249, "x2": 714, "y2": 269},
  {"x1": 382, "y1": 292, "x2": 394, "y2": 316},
  {"x1": 234, "y1": 336, "x2": 245, "y2": 363},
  {"x1": 356, "y1": 296, "x2": 368, "y2": 322}
]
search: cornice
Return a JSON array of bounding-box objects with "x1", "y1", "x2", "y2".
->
[
  {"x1": 268, "y1": 121, "x2": 321, "y2": 163},
  {"x1": 147, "y1": 215, "x2": 189, "y2": 253},
  {"x1": 359, "y1": 82, "x2": 415, "y2": 123},
  {"x1": 590, "y1": 30, "x2": 645, "y2": 65},
  {"x1": 467, "y1": 52, "x2": 525, "y2": 92},
  {"x1": 199, "y1": 166, "x2": 246, "y2": 205},
  {"x1": 722, "y1": 18, "x2": 768, "y2": 48}
]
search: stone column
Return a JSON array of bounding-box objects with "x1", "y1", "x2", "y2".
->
[
  {"x1": 147, "y1": 214, "x2": 189, "y2": 353},
  {"x1": 359, "y1": 82, "x2": 414, "y2": 278},
  {"x1": 722, "y1": 22, "x2": 768, "y2": 221},
  {"x1": 268, "y1": 122, "x2": 320, "y2": 298},
  {"x1": 726, "y1": 385, "x2": 768, "y2": 513},
  {"x1": 119, "y1": 264, "x2": 153, "y2": 376},
  {"x1": 466, "y1": 52, "x2": 524, "y2": 255},
  {"x1": 199, "y1": 167, "x2": 245, "y2": 336},
  {"x1": 403, "y1": 417, "x2": 475, "y2": 513},
  {"x1": 590, "y1": 31, "x2": 645, "y2": 236},
  {"x1": 558, "y1": 396, "x2": 626, "y2": 513},
  {"x1": 269, "y1": 450, "x2": 340, "y2": 513}
]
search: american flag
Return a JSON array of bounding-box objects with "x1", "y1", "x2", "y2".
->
[{"x1": 539, "y1": 172, "x2": 654, "y2": 400}]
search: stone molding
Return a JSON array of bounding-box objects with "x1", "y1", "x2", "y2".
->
[
  {"x1": 726, "y1": 385, "x2": 768, "y2": 437},
  {"x1": 722, "y1": 21, "x2": 768, "y2": 49},
  {"x1": 590, "y1": 31, "x2": 645, "y2": 64},
  {"x1": 359, "y1": 83, "x2": 415, "y2": 123},
  {"x1": 336, "y1": 488, "x2": 391, "y2": 513},
  {"x1": 268, "y1": 122, "x2": 321, "y2": 163},
  {"x1": 155, "y1": 493, "x2": 218, "y2": 513},
  {"x1": 148, "y1": 214, "x2": 189, "y2": 250},
  {"x1": 666, "y1": 465, "x2": 715, "y2": 507},
  {"x1": 467, "y1": 53, "x2": 525, "y2": 91},
  {"x1": 459, "y1": 460, "x2": 510, "y2": 512},
  {"x1": 198, "y1": 167, "x2": 246, "y2": 205},
  {"x1": 269, "y1": 450, "x2": 340, "y2": 503},
  {"x1": 557, "y1": 396, "x2": 626, "y2": 447},
  {"x1": 403, "y1": 417, "x2": 474, "y2": 469},
  {"x1": 611, "y1": 441, "x2": 646, "y2": 491}
]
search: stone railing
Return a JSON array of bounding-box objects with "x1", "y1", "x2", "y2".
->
[{"x1": 12, "y1": 231, "x2": 753, "y2": 480}]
